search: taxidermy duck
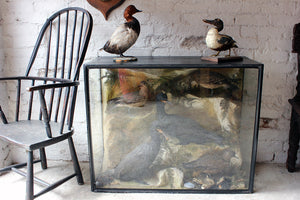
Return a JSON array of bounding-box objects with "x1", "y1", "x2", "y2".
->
[
  {"x1": 108, "y1": 81, "x2": 150, "y2": 108},
  {"x1": 203, "y1": 18, "x2": 238, "y2": 57},
  {"x1": 100, "y1": 5, "x2": 142, "y2": 59}
]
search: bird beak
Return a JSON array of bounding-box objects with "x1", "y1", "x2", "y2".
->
[
  {"x1": 137, "y1": 9, "x2": 142, "y2": 13},
  {"x1": 203, "y1": 19, "x2": 214, "y2": 25}
]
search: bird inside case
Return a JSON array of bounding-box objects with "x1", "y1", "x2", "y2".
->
[{"x1": 86, "y1": 62, "x2": 262, "y2": 193}]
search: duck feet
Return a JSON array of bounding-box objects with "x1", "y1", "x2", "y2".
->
[
  {"x1": 211, "y1": 51, "x2": 221, "y2": 57},
  {"x1": 156, "y1": 128, "x2": 169, "y2": 140},
  {"x1": 120, "y1": 53, "x2": 135, "y2": 58},
  {"x1": 225, "y1": 49, "x2": 232, "y2": 57},
  {"x1": 113, "y1": 55, "x2": 138, "y2": 62}
]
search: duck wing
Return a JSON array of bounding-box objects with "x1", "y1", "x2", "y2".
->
[
  {"x1": 216, "y1": 34, "x2": 238, "y2": 50},
  {"x1": 218, "y1": 34, "x2": 234, "y2": 44}
]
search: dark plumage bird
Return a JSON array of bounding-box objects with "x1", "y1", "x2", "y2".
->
[
  {"x1": 155, "y1": 92, "x2": 223, "y2": 145},
  {"x1": 172, "y1": 70, "x2": 239, "y2": 95},
  {"x1": 100, "y1": 5, "x2": 142, "y2": 57},
  {"x1": 203, "y1": 18, "x2": 238, "y2": 57},
  {"x1": 96, "y1": 123, "x2": 162, "y2": 186},
  {"x1": 190, "y1": 70, "x2": 236, "y2": 90}
]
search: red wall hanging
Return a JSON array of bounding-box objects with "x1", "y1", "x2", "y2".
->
[{"x1": 87, "y1": 0, "x2": 126, "y2": 20}]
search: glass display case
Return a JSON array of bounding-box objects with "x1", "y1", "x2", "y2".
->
[{"x1": 84, "y1": 56, "x2": 263, "y2": 193}]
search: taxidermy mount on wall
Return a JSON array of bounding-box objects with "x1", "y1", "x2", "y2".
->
[{"x1": 87, "y1": 0, "x2": 126, "y2": 20}]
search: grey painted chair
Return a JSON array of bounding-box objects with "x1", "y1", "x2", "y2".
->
[{"x1": 0, "y1": 7, "x2": 93, "y2": 200}]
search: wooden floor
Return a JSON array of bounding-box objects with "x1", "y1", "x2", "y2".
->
[{"x1": 0, "y1": 162, "x2": 299, "y2": 200}]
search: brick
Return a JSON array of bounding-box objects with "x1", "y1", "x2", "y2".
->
[
  {"x1": 173, "y1": 0, "x2": 211, "y2": 13},
  {"x1": 258, "y1": 129, "x2": 289, "y2": 142},
  {"x1": 241, "y1": 26, "x2": 258, "y2": 39},
  {"x1": 239, "y1": 1, "x2": 263, "y2": 14},
  {"x1": 269, "y1": 15, "x2": 300, "y2": 27},
  {"x1": 260, "y1": 1, "x2": 298, "y2": 16},
  {"x1": 236, "y1": 14, "x2": 269, "y2": 26},
  {"x1": 238, "y1": 38, "x2": 259, "y2": 50},
  {"x1": 258, "y1": 140, "x2": 284, "y2": 156}
]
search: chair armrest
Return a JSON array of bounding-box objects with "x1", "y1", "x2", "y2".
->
[
  {"x1": 30, "y1": 80, "x2": 79, "y2": 138},
  {"x1": 0, "y1": 76, "x2": 79, "y2": 92},
  {"x1": 27, "y1": 81, "x2": 79, "y2": 92},
  {"x1": 0, "y1": 76, "x2": 27, "y2": 81},
  {"x1": 28, "y1": 80, "x2": 79, "y2": 138},
  {"x1": 0, "y1": 76, "x2": 73, "y2": 84}
]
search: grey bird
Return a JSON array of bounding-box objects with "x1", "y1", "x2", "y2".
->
[
  {"x1": 155, "y1": 92, "x2": 223, "y2": 145},
  {"x1": 96, "y1": 123, "x2": 162, "y2": 186}
]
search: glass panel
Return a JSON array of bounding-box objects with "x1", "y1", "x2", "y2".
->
[{"x1": 88, "y1": 67, "x2": 259, "y2": 191}]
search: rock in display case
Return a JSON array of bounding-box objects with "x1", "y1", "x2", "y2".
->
[{"x1": 84, "y1": 56, "x2": 263, "y2": 193}]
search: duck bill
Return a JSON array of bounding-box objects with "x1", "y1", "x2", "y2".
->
[
  {"x1": 136, "y1": 9, "x2": 142, "y2": 13},
  {"x1": 203, "y1": 19, "x2": 215, "y2": 25}
]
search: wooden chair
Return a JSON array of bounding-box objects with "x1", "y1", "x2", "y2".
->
[{"x1": 0, "y1": 7, "x2": 93, "y2": 199}]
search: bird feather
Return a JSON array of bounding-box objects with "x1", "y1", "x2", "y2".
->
[
  {"x1": 218, "y1": 34, "x2": 234, "y2": 45},
  {"x1": 104, "y1": 24, "x2": 139, "y2": 54}
]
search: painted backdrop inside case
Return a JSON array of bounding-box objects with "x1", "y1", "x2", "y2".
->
[{"x1": 88, "y1": 66, "x2": 259, "y2": 191}]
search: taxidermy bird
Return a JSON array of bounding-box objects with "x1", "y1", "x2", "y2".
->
[
  {"x1": 171, "y1": 69, "x2": 239, "y2": 97},
  {"x1": 155, "y1": 92, "x2": 223, "y2": 145},
  {"x1": 100, "y1": 5, "x2": 142, "y2": 59},
  {"x1": 203, "y1": 18, "x2": 238, "y2": 57},
  {"x1": 108, "y1": 81, "x2": 150, "y2": 107},
  {"x1": 96, "y1": 123, "x2": 162, "y2": 186}
]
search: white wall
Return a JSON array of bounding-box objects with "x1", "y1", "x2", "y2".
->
[
  {"x1": 0, "y1": 0, "x2": 299, "y2": 164},
  {"x1": 0, "y1": 7, "x2": 11, "y2": 168}
]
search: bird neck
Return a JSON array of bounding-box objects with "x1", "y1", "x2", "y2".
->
[
  {"x1": 156, "y1": 102, "x2": 167, "y2": 120},
  {"x1": 124, "y1": 17, "x2": 140, "y2": 35},
  {"x1": 209, "y1": 27, "x2": 219, "y2": 33},
  {"x1": 215, "y1": 23, "x2": 223, "y2": 32},
  {"x1": 150, "y1": 128, "x2": 161, "y2": 143},
  {"x1": 124, "y1": 13, "x2": 135, "y2": 22},
  {"x1": 207, "y1": 28, "x2": 220, "y2": 37}
]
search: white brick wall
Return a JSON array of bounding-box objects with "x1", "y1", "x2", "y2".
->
[
  {"x1": 0, "y1": 0, "x2": 299, "y2": 164},
  {"x1": 0, "y1": 22, "x2": 11, "y2": 168}
]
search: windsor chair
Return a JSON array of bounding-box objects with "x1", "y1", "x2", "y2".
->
[{"x1": 0, "y1": 7, "x2": 93, "y2": 200}]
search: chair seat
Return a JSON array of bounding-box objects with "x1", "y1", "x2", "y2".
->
[{"x1": 0, "y1": 120, "x2": 73, "y2": 151}]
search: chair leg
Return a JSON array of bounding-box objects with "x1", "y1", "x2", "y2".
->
[
  {"x1": 39, "y1": 148, "x2": 47, "y2": 169},
  {"x1": 26, "y1": 151, "x2": 34, "y2": 200},
  {"x1": 68, "y1": 137, "x2": 84, "y2": 185}
]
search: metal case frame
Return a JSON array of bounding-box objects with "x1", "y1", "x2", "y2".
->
[{"x1": 84, "y1": 56, "x2": 263, "y2": 194}]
